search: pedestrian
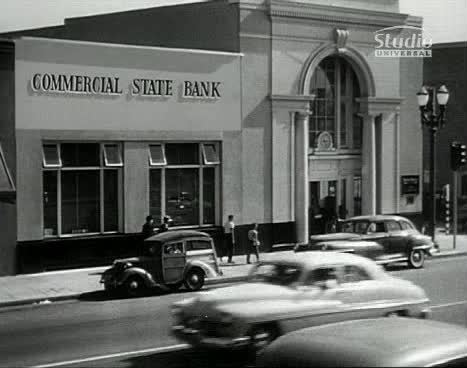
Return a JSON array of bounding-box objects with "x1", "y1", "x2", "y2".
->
[
  {"x1": 247, "y1": 223, "x2": 260, "y2": 264},
  {"x1": 141, "y1": 215, "x2": 156, "y2": 239},
  {"x1": 223, "y1": 214, "x2": 235, "y2": 263},
  {"x1": 159, "y1": 216, "x2": 171, "y2": 233}
]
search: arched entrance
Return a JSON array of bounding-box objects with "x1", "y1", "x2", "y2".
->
[{"x1": 307, "y1": 55, "x2": 365, "y2": 234}]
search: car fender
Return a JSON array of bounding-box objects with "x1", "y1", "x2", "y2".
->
[
  {"x1": 121, "y1": 267, "x2": 157, "y2": 288},
  {"x1": 185, "y1": 260, "x2": 218, "y2": 279}
]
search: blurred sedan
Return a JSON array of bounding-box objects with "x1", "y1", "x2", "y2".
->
[
  {"x1": 256, "y1": 318, "x2": 467, "y2": 367},
  {"x1": 171, "y1": 252, "x2": 430, "y2": 353}
]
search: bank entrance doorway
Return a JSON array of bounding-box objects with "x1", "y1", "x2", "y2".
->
[{"x1": 309, "y1": 177, "x2": 361, "y2": 234}]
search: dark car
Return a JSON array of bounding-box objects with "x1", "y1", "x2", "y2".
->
[
  {"x1": 100, "y1": 230, "x2": 222, "y2": 296},
  {"x1": 256, "y1": 318, "x2": 467, "y2": 367},
  {"x1": 295, "y1": 215, "x2": 435, "y2": 268}
]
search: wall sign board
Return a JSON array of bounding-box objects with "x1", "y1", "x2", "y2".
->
[{"x1": 401, "y1": 175, "x2": 420, "y2": 195}]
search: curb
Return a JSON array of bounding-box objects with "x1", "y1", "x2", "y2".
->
[
  {"x1": 1, "y1": 251, "x2": 466, "y2": 310},
  {"x1": 0, "y1": 275, "x2": 250, "y2": 310}
]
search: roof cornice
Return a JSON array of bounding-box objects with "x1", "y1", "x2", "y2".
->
[{"x1": 268, "y1": 0, "x2": 409, "y2": 28}]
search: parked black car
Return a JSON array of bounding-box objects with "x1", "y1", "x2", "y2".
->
[{"x1": 295, "y1": 215, "x2": 436, "y2": 268}]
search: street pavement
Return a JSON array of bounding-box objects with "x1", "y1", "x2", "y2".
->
[
  {"x1": 0, "y1": 230, "x2": 466, "y2": 309},
  {"x1": 0, "y1": 255, "x2": 466, "y2": 368}
]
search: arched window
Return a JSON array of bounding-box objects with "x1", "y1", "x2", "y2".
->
[{"x1": 309, "y1": 56, "x2": 362, "y2": 151}]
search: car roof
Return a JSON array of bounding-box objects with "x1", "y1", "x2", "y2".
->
[
  {"x1": 261, "y1": 318, "x2": 467, "y2": 367},
  {"x1": 345, "y1": 215, "x2": 412, "y2": 222},
  {"x1": 145, "y1": 230, "x2": 211, "y2": 243},
  {"x1": 262, "y1": 251, "x2": 379, "y2": 269},
  {"x1": 319, "y1": 240, "x2": 380, "y2": 247}
]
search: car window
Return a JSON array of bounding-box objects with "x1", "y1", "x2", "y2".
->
[
  {"x1": 304, "y1": 266, "x2": 339, "y2": 286},
  {"x1": 367, "y1": 222, "x2": 385, "y2": 233},
  {"x1": 341, "y1": 265, "x2": 371, "y2": 283},
  {"x1": 400, "y1": 220, "x2": 414, "y2": 230},
  {"x1": 164, "y1": 242, "x2": 183, "y2": 255},
  {"x1": 344, "y1": 221, "x2": 369, "y2": 234},
  {"x1": 251, "y1": 263, "x2": 302, "y2": 286},
  {"x1": 386, "y1": 220, "x2": 402, "y2": 232},
  {"x1": 186, "y1": 240, "x2": 211, "y2": 251}
]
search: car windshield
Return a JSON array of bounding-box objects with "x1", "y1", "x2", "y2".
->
[
  {"x1": 250, "y1": 263, "x2": 303, "y2": 286},
  {"x1": 342, "y1": 220, "x2": 370, "y2": 234}
]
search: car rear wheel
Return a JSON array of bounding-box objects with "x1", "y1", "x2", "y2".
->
[
  {"x1": 184, "y1": 268, "x2": 205, "y2": 291},
  {"x1": 124, "y1": 276, "x2": 147, "y2": 297},
  {"x1": 408, "y1": 249, "x2": 425, "y2": 269}
]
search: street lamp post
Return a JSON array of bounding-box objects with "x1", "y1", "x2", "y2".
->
[{"x1": 416, "y1": 85, "x2": 450, "y2": 240}]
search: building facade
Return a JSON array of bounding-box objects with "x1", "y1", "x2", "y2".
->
[{"x1": 1, "y1": 0, "x2": 425, "y2": 274}]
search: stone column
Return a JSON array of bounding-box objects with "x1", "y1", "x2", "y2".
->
[
  {"x1": 361, "y1": 113, "x2": 377, "y2": 215},
  {"x1": 295, "y1": 111, "x2": 309, "y2": 244}
]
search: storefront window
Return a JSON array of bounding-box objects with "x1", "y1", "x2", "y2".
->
[
  {"x1": 309, "y1": 57, "x2": 361, "y2": 151},
  {"x1": 62, "y1": 171, "x2": 100, "y2": 234},
  {"x1": 42, "y1": 142, "x2": 122, "y2": 237},
  {"x1": 149, "y1": 142, "x2": 220, "y2": 227}
]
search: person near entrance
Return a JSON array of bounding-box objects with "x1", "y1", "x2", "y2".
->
[
  {"x1": 159, "y1": 216, "x2": 171, "y2": 233},
  {"x1": 247, "y1": 223, "x2": 260, "y2": 264},
  {"x1": 142, "y1": 215, "x2": 157, "y2": 239},
  {"x1": 223, "y1": 214, "x2": 235, "y2": 263}
]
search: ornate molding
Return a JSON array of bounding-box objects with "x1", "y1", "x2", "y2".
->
[
  {"x1": 356, "y1": 97, "x2": 404, "y2": 116},
  {"x1": 270, "y1": 94, "x2": 315, "y2": 113},
  {"x1": 334, "y1": 28, "x2": 349, "y2": 52},
  {"x1": 268, "y1": 1, "x2": 408, "y2": 28}
]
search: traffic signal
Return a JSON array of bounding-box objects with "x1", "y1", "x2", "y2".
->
[{"x1": 450, "y1": 142, "x2": 467, "y2": 171}]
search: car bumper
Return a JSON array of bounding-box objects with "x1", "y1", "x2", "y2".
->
[{"x1": 172, "y1": 325, "x2": 251, "y2": 349}]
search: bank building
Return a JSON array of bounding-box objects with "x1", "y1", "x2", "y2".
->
[{"x1": 0, "y1": 0, "x2": 424, "y2": 275}]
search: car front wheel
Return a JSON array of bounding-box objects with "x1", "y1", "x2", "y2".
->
[
  {"x1": 408, "y1": 249, "x2": 425, "y2": 269},
  {"x1": 123, "y1": 275, "x2": 147, "y2": 297},
  {"x1": 184, "y1": 268, "x2": 205, "y2": 291}
]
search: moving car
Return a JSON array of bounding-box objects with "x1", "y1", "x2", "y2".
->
[
  {"x1": 295, "y1": 215, "x2": 435, "y2": 268},
  {"x1": 256, "y1": 318, "x2": 467, "y2": 367},
  {"x1": 171, "y1": 252, "x2": 431, "y2": 352},
  {"x1": 100, "y1": 230, "x2": 221, "y2": 296}
]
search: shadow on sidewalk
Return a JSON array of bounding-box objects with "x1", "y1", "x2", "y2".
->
[{"x1": 77, "y1": 286, "x2": 198, "y2": 302}]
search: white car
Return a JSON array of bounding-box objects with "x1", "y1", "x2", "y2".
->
[{"x1": 171, "y1": 252, "x2": 431, "y2": 352}]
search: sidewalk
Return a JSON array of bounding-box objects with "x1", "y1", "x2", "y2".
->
[{"x1": 1, "y1": 234, "x2": 466, "y2": 309}]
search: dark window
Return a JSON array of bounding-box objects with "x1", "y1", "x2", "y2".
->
[
  {"x1": 166, "y1": 168, "x2": 199, "y2": 226},
  {"x1": 103, "y1": 144, "x2": 123, "y2": 167},
  {"x1": 61, "y1": 143, "x2": 100, "y2": 167},
  {"x1": 164, "y1": 242, "x2": 183, "y2": 255},
  {"x1": 61, "y1": 170, "x2": 100, "y2": 234},
  {"x1": 103, "y1": 170, "x2": 118, "y2": 232},
  {"x1": 149, "y1": 144, "x2": 166, "y2": 166},
  {"x1": 353, "y1": 175, "x2": 362, "y2": 216},
  {"x1": 386, "y1": 220, "x2": 402, "y2": 232},
  {"x1": 186, "y1": 240, "x2": 212, "y2": 251},
  {"x1": 43, "y1": 171, "x2": 58, "y2": 236},
  {"x1": 149, "y1": 169, "x2": 162, "y2": 225},
  {"x1": 203, "y1": 167, "x2": 215, "y2": 224},
  {"x1": 341, "y1": 265, "x2": 371, "y2": 283},
  {"x1": 166, "y1": 143, "x2": 199, "y2": 165}
]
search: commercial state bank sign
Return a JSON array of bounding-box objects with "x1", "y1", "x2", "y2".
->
[{"x1": 30, "y1": 73, "x2": 222, "y2": 99}]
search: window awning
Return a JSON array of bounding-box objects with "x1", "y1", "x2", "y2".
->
[{"x1": 0, "y1": 143, "x2": 15, "y2": 203}]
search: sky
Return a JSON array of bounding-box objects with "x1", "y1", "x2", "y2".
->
[{"x1": 1, "y1": 0, "x2": 467, "y2": 44}]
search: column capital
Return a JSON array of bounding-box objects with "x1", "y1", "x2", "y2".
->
[
  {"x1": 356, "y1": 97, "x2": 403, "y2": 117},
  {"x1": 270, "y1": 94, "x2": 315, "y2": 113}
]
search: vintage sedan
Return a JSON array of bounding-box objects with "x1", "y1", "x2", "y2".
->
[
  {"x1": 256, "y1": 318, "x2": 467, "y2": 367},
  {"x1": 295, "y1": 215, "x2": 436, "y2": 268},
  {"x1": 171, "y1": 252, "x2": 431, "y2": 352},
  {"x1": 101, "y1": 230, "x2": 221, "y2": 296}
]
